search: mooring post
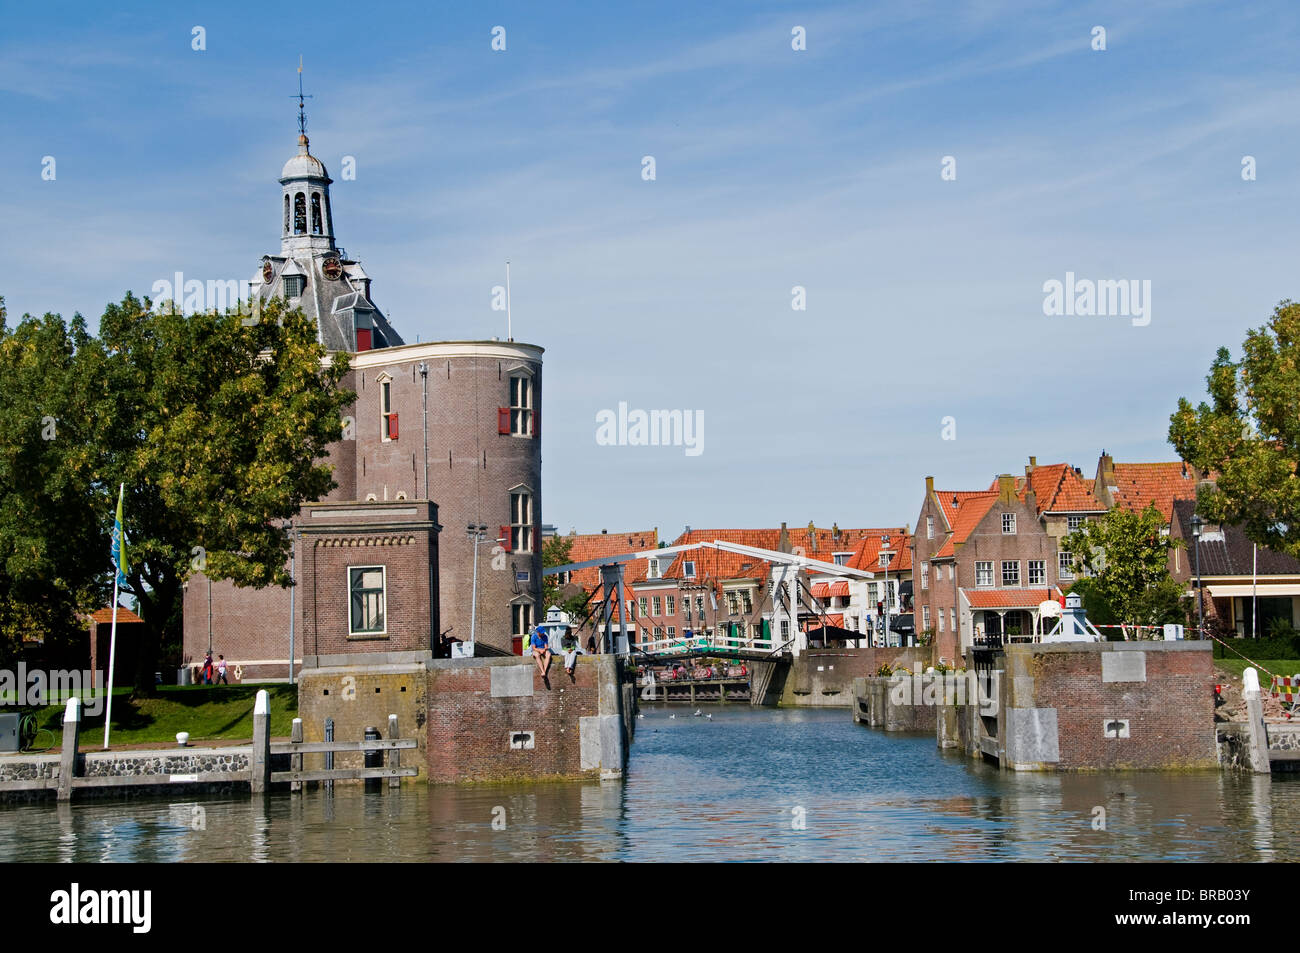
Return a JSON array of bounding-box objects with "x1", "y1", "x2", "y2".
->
[
  {"x1": 250, "y1": 689, "x2": 270, "y2": 795},
  {"x1": 1242, "y1": 668, "x2": 1272, "y2": 776},
  {"x1": 290, "y1": 717, "x2": 304, "y2": 793},
  {"x1": 387, "y1": 714, "x2": 400, "y2": 789},
  {"x1": 57, "y1": 697, "x2": 81, "y2": 802},
  {"x1": 324, "y1": 717, "x2": 334, "y2": 795}
]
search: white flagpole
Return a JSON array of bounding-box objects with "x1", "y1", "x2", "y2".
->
[
  {"x1": 505, "y1": 259, "x2": 512, "y2": 341},
  {"x1": 103, "y1": 578, "x2": 120, "y2": 749},
  {"x1": 103, "y1": 482, "x2": 124, "y2": 750}
]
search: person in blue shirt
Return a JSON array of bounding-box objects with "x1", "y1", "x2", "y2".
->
[{"x1": 530, "y1": 625, "x2": 552, "y2": 679}]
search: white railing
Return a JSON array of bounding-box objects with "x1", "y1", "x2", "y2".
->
[{"x1": 636, "y1": 632, "x2": 776, "y2": 655}]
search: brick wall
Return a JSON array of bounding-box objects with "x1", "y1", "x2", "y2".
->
[
  {"x1": 182, "y1": 574, "x2": 293, "y2": 682},
  {"x1": 782, "y1": 646, "x2": 931, "y2": 707},
  {"x1": 1002, "y1": 642, "x2": 1217, "y2": 770},
  {"x1": 425, "y1": 656, "x2": 612, "y2": 782},
  {"x1": 297, "y1": 659, "x2": 429, "y2": 775}
]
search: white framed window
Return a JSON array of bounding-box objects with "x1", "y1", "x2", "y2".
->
[
  {"x1": 683, "y1": 601, "x2": 692, "y2": 621},
  {"x1": 509, "y1": 375, "x2": 534, "y2": 436},
  {"x1": 652, "y1": 596, "x2": 662, "y2": 616},
  {"x1": 1059, "y1": 551, "x2": 1075, "y2": 581},
  {"x1": 927, "y1": 516, "x2": 934, "y2": 539},
  {"x1": 922, "y1": 605, "x2": 931, "y2": 629},
  {"x1": 684, "y1": 560, "x2": 696, "y2": 579},
  {"x1": 780, "y1": 620, "x2": 790, "y2": 638},
  {"x1": 742, "y1": 590, "x2": 753, "y2": 613},
  {"x1": 949, "y1": 608, "x2": 955, "y2": 633},
  {"x1": 1002, "y1": 513, "x2": 1016, "y2": 534},
  {"x1": 1067, "y1": 515, "x2": 1085, "y2": 531},
  {"x1": 283, "y1": 274, "x2": 305, "y2": 299},
  {"x1": 879, "y1": 553, "x2": 890, "y2": 567},
  {"x1": 938, "y1": 608, "x2": 945, "y2": 632},
  {"x1": 638, "y1": 597, "x2": 648, "y2": 616},
  {"x1": 726, "y1": 591, "x2": 739, "y2": 615},
  {"x1": 948, "y1": 564, "x2": 954, "y2": 581},
  {"x1": 868, "y1": 582, "x2": 878, "y2": 603},
  {"x1": 647, "y1": 558, "x2": 660, "y2": 579},
  {"x1": 666, "y1": 626, "x2": 675, "y2": 638},
  {"x1": 833, "y1": 553, "x2": 848, "y2": 566},
  {"x1": 512, "y1": 603, "x2": 533, "y2": 639},
  {"x1": 1001, "y1": 561, "x2": 1020, "y2": 586},
  {"x1": 348, "y1": 566, "x2": 386, "y2": 636},
  {"x1": 976, "y1": 561, "x2": 994, "y2": 587},
  {"x1": 666, "y1": 595, "x2": 676, "y2": 615},
  {"x1": 695, "y1": 596, "x2": 704, "y2": 617},
  {"x1": 510, "y1": 490, "x2": 533, "y2": 553},
  {"x1": 377, "y1": 373, "x2": 396, "y2": 442},
  {"x1": 1028, "y1": 560, "x2": 1046, "y2": 586},
  {"x1": 921, "y1": 561, "x2": 929, "y2": 590}
]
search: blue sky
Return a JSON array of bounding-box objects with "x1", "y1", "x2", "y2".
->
[{"x1": 3, "y1": 1, "x2": 1299, "y2": 537}]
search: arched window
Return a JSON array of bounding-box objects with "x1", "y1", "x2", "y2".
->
[
  {"x1": 293, "y1": 192, "x2": 307, "y2": 234},
  {"x1": 311, "y1": 193, "x2": 322, "y2": 234},
  {"x1": 323, "y1": 194, "x2": 333, "y2": 236},
  {"x1": 283, "y1": 195, "x2": 290, "y2": 234}
]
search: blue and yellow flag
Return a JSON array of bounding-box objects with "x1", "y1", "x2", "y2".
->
[{"x1": 110, "y1": 483, "x2": 128, "y2": 589}]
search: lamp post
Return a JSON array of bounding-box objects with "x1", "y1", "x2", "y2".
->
[
  {"x1": 1190, "y1": 514, "x2": 1204, "y2": 636},
  {"x1": 466, "y1": 523, "x2": 496, "y2": 646},
  {"x1": 881, "y1": 535, "x2": 892, "y2": 648}
]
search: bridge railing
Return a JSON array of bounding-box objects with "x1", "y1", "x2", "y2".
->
[{"x1": 636, "y1": 633, "x2": 776, "y2": 656}]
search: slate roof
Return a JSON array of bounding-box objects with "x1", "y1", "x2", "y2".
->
[{"x1": 1171, "y1": 499, "x2": 1300, "y2": 576}]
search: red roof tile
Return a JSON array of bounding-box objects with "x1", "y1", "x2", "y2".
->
[
  {"x1": 932, "y1": 492, "x2": 998, "y2": 559},
  {"x1": 559, "y1": 529, "x2": 658, "y2": 591},
  {"x1": 90, "y1": 605, "x2": 144, "y2": 624},
  {"x1": 1017, "y1": 464, "x2": 1105, "y2": 515},
  {"x1": 1107, "y1": 462, "x2": 1200, "y2": 521},
  {"x1": 961, "y1": 588, "x2": 1062, "y2": 609}
]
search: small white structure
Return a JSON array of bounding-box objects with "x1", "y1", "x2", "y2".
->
[{"x1": 1041, "y1": 592, "x2": 1102, "y2": 643}]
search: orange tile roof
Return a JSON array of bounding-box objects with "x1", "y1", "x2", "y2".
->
[
  {"x1": 1108, "y1": 462, "x2": 1199, "y2": 521},
  {"x1": 847, "y1": 532, "x2": 911, "y2": 574},
  {"x1": 560, "y1": 529, "x2": 657, "y2": 590},
  {"x1": 804, "y1": 613, "x2": 845, "y2": 630},
  {"x1": 90, "y1": 605, "x2": 144, "y2": 624},
  {"x1": 1017, "y1": 464, "x2": 1106, "y2": 515},
  {"x1": 932, "y1": 492, "x2": 998, "y2": 558},
  {"x1": 962, "y1": 588, "x2": 1061, "y2": 609}
]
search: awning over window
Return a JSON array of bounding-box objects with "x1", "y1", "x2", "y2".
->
[
  {"x1": 828, "y1": 581, "x2": 850, "y2": 597},
  {"x1": 810, "y1": 582, "x2": 830, "y2": 598},
  {"x1": 1204, "y1": 583, "x2": 1300, "y2": 598}
]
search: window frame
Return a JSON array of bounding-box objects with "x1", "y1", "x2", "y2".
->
[
  {"x1": 348, "y1": 565, "x2": 387, "y2": 637},
  {"x1": 510, "y1": 490, "x2": 533, "y2": 553},
  {"x1": 1028, "y1": 559, "x2": 1046, "y2": 586},
  {"x1": 975, "y1": 561, "x2": 994, "y2": 587},
  {"x1": 1001, "y1": 560, "x2": 1020, "y2": 587},
  {"x1": 509, "y1": 375, "x2": 534, "y2": 437},
  {"x1": 1002, "y1": 513, "x2": 1016, "y2": 535}
]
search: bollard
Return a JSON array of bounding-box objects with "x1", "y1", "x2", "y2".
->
[
  {"x1": 250, "y1": 689, "x2": 271, "y2": 795},
  {"x1": 290, "y1": 718, "x2": 303, "y2": 793},
  {"x1": 57, "y1": 697, "x2": 81, "y2": 802},
  {"x1": 387, "y1": 714, "x2": 401, "y2": 789},
  {"x1": 364, "y1": 725, "x2": 382, "y2": 792}
]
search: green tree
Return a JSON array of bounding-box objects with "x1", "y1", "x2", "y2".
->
[
  {"x1": 1061, "y1": 503, "x2": 1186, "y2": 634},
  {"x1": 1169, "y1": 300, "x2": 1300, "y2": 559},
  {"x1": 0, "y1": 293, "x2": 353, "y2": 693}
]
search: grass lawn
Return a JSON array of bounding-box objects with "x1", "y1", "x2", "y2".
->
[
  {"x1": 1213, "y1": 657, "x2": 1300, "y2": 681},
  {"x1": 21, "y1": 683, "x2": 299, "y2": 748}
]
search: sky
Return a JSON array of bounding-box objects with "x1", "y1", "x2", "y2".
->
[{"x1": 2, "y1": 0, "x2": 1299, "y2": 539}]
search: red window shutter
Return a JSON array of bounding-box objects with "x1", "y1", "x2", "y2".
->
[
  {"x1": 386, "y1": 413, "x2": 398, "y2": 440},
  {"x1": 498, "y1": 407, "x2": 510, "y2": 435},
  {"x1": 501, "y1": 526, "x2": 512, "y2": 553},
  {"x1": 356, "y1": 328, "x2": 372, "y2": 352},
  {"x1": 533, "y1": 409, "x2": 539, "y2": 438}
]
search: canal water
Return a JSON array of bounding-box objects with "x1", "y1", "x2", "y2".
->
[{"x1": 2, "y1": 707, "x2": 1295, "y2": 861}]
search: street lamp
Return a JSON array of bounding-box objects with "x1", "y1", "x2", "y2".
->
[
  {"x1": 466, "y1": 524, "x2": 504, "y2": 647},
  {"x1": 881, "y1": 535, "x2": 892, "y2": 648},
  {"x1": 1190, "y1": 514, "x2": 1204, "y2": 636}
]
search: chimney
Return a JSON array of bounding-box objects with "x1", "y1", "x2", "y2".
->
[
  {"x1": 997, "y1": 474, "x2": 1016, "y2": 504},
  {"x1": 601, "y1": 529, "x2": 607, "y2": 534},
  {"x1": 925, "y1": 475, "x2": 935, "y2": 495},
  {"x1": 1027, "y1": 455, "x2": 1037, "y2": 475},
  {"x1": 1100, "y1": 450, "x2": 1115, "y2": 483},
  {"x1": 778, "y1": 522, "x2": 790, "y2": 554}
]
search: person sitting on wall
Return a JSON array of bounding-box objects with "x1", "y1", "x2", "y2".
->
[
  {"x1": 530, "y1": 625, "x2": 553, "y2": 681},
  {"x1": 560, "y1": 631, "x2": 580, "y2": 681}
]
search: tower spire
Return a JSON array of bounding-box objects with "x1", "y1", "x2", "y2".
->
[{"x1": 292, "y1": 55, "x2": 313, "y2": 141}]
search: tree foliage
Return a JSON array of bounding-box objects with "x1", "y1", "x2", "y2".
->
[
  {"x1": 1061, "y1": 503, "x2": 1186, "y2": 630},
  {"x1": 1169, "y1": 300, "x2": 1300, "y2": 559},
  {"x1": 541, "y1": 534, "x2": 591, "y2": 620},
  {"x1": 0, "y1": 294, "x2": 353, "y2": 691}
]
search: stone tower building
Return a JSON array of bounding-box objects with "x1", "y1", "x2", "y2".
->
[{"x1": 182, "y1": 119, "x2": 542, "y2": 679}]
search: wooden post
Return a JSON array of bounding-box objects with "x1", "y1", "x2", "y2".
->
[
  {"x1": 250, "y1": 689, "x2": 270, "y2": 795},
  {"x1": 290, "y1": 718, "x2": 303, "y2": 793},
  {"x1": 57, "y1": 697, "x2": 81, "y2": 802},
  {"x1": 387, "y1": 714, "x2": 401, "y2": 788}
]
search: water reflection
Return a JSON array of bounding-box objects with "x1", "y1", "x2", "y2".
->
[{"x1": 2, "y1": 707, "x2": 1296, "y2": 862}]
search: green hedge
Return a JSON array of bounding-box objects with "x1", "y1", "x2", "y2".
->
[{"x1": 1213, "y1": 632, "x2": 1300, "y2": 660}]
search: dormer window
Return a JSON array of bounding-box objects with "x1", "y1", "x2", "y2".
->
[
  {"x1": 355, "y1": 310, "x2": 373, "y2": 351},
  {"x1": 283, "y1": 275, "x2": 305, "y2": 299}
]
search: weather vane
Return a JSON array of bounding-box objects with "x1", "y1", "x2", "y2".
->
[{"x1": 292, "y1": 55, "x2": 313, "y2": 136}]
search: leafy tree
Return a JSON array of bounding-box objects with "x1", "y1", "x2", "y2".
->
[
  {"x1": 1169, "y1": 300, "x2": 1300, "y2": 559},
  {"x1": 1061, "y1": 503, "x2": 1186, "y2": 633},
  {"x1": 0, "y1": 293, "x2": 353, "y2": 693}
]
